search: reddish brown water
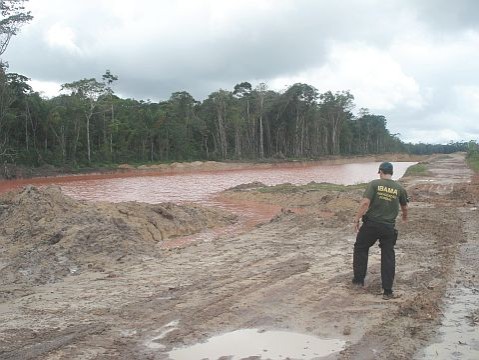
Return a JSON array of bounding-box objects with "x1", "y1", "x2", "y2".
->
[
  {"x1": 0, "y1": 161, "x2": 415, "y2": 248},
  {"x1": 0, "y1": 161, "x2": 415, "y2": 204}
]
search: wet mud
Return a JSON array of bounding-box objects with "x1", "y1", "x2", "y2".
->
[{"x1": 0, "y1": 153, "x2": 478, "y2": 359}]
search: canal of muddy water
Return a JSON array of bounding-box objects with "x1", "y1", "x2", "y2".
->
[
  {"x1": 0, "y1": 161, "x2": 415, "y2": 248},
  {"x1": 0, "y1": 161, "x2": 414, "y2": 204}
]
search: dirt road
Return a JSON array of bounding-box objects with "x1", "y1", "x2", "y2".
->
[{"x1": 0, "y1": 153, "x2": 478, "y2": 359}]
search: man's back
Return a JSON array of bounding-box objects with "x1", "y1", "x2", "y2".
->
[{"x1": 364, "y1": 179, "x2": 407, "y2": 225}]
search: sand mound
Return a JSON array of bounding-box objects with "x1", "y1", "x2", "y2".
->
[{"x1": 0, "y1": 186, "x2": 236, "y2": 286}]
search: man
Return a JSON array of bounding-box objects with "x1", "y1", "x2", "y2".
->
[{"x1": 352, "y1": 161, "x2": 408, "y2": 300}]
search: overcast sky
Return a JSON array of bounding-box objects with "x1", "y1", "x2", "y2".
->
[{"x1": 4, "y1": 0, "x2": 479, "y2": 144}]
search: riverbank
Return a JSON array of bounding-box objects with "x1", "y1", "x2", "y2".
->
[{"x1": 0, "y1": 153, "x2": 477, "y2": 359}]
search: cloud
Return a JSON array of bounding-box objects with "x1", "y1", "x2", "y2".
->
[
  {"x1": 11, "y1": 0, "x2": 411, "y2": 92},
  {"x1": 45, "y1": 23, "x2": 82, "y2": 54},
  {"x1": 28, "y1": 79, "x2": 61, "y2": 98},
  {"x1": 407, "y1": 0, "x2": 479, "y2": 32},
  {"x1": 404, "y1": 128, "x2": 465, "y2": 144},
  {"x1": 454, "y1": 85, "x2": 479, "y2": 115},
  {"x1": 269, "y1": 43, "x2": 425, "y2": 112},
  {"x1": 4, "y1": 0, "x2": 479, "y2": 143}
]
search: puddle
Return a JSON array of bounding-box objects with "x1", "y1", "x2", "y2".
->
[
  {"x1": 167, "y1": 328, "x2": 346, "y2": 360},
  {"x1": 416, "y1": 210, "x2": 479, "y2": 360},
  {"x1": 417, "y1": 287, "x2": 479, "y2": 359}
]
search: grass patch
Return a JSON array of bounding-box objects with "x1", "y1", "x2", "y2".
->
[
  {"x1": 404, "y1": 163, "x2": 430, "y2": 176},
  {"x1": 467, "y1": 153, "x2": 479, "y2": 173},
  {"x1": 257, "y1": 182, "x2": 367, "y2": 194}
]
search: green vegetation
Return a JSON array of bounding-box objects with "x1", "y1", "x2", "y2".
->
[
  {"x1": 257, "y1": 182, "x2": 367, "y2": 194},
  {"x1": 0, "y1": 1, "x2": 32, "y2": 57},
  {"x1": 1, "y1": 68, "x2": 471, "y2": 179},
  {"x1": 1, "y1": 71, "x2": 410, "y2": 173},
  {"x1": 466, "y1": 141, "x2": 479, "y2": 172},
  {"x1": 467, "y1": 154, "x2": 479, "y2": 172},
  {"x1": 403, "y1": 142, "x2": 469, "y2": 155},
  {"x1": 404, "y1": 163, "x2": 430, "y2": 176}
]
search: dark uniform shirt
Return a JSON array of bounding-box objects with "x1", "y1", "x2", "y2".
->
[{"x1": 363, "y1": 179, "x2": 408, "y2": 225}]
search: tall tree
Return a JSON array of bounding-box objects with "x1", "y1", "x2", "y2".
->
[
  {"x1": 101, "y1": 69, "x2": 118, "y2": 158},
  {"x1": 5, "y1": 72, "x2": 31, "y2": 151},
  {"x1": 0, "y1": 65, "x2": 14, "y2": 163},
  {"x1": 274, "y1": 83, "x2": 318, "y2": 157},
  {"x1": 168, "y1": 91, "x2": 200, "y2": 160},
  {"x1": 0, "y1": 0, "x2": 33, "y2": 56},
  {"x1": 0, "y1": 0, "x2": 32, "y2": 169},
  {"x1": 319, "y1": 90, "x2": 354, "y2": 155},
  {"x1": 209, "y1": 90, "x2": 231, "y2": 159},
  {"x1": 254, "y1": 83, "x2": 267, "y2": 158},
  {"x1": 46, "y1": 94, "x2": 84, "y2": 164},
  {"x1": 233, "y1": 82, "x2": 253, "y2": 158},
  {"x1": 61, "y1": 78, "x2": 106, "y2": 164}
]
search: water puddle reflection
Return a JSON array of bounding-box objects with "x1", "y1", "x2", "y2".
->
[
  {"x1": 167, "y1": 328, "x2": 346, "y2": 360},
  {"x1": 418, "y1": 287, "x2": 479, "y2": 359}
]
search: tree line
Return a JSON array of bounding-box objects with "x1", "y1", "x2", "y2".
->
[{"x1": 0, "y1": 70, "x2": 411, "y2": 167}]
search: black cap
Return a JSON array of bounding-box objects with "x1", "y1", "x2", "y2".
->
[{"x1": 378, "y1": 162, "x2": 393, "y2": 174}]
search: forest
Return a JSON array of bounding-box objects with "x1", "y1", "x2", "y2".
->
[
  {"x1": 0, "y1": 0, "x2": 472, "y2": 174},
  {"x1": 1, "y1": 68, "x2": 471, "y2": 168}
]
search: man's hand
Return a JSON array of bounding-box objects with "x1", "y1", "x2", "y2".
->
[
  {"x1": 353, "y1": 198, "x2": 370, "y2": 233},
  {"x1": 353, "y1": 220, "x2": 360, "y2": 233},
  {"x1": 401, "y1": 204, "x2": 408, "y2": 223}
]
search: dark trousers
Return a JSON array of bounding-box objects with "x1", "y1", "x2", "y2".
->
[{"x1": 353, "y1": 221, "x2": 397, "y2": 292}]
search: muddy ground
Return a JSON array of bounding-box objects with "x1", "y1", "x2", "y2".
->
[{"x1": 0, "y1": 153, "x2": 478, "y2": 359}]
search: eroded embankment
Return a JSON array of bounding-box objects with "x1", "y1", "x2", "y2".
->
[{"x1": 0, "y1": 186, "x2": 236, "y2": 292}]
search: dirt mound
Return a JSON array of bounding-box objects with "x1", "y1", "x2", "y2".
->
[
  {"x1": 220, "y1": 182, "x2": 363, "y2": 226},
  {"x1": 227, "y1": 181, "x2": 267, "y2": 190},
  {"x1": 0, "y1": 186, "x2": 236, "y2": 287}
]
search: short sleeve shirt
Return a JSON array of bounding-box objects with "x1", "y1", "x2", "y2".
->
[{"x1": 363, "y1": 179, "x2": 408, "y2": 225}]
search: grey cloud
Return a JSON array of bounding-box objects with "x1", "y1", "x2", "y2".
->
[
  {"x1": 4, "y1": 0, "x2": 479, "y2": 143},
  {"x1": 10, "y1": 0, "x2": 408, "y2": 98},
  {"x1": 410, "y1": 0, "x2": 479, "y2": 31},
  {"x1": 9, "y1": 0, "x2": 476, "y2": 93}
]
